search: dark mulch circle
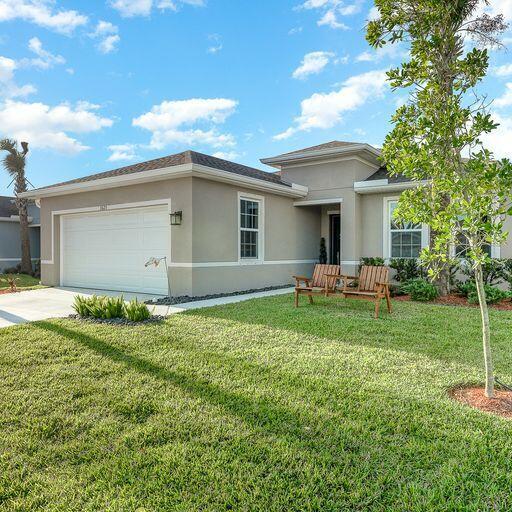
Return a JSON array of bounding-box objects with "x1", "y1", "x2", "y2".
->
[
  {"x1": 395, "y1": 293, "x2": 512, "y2": 310},
  {"x1": 449, "y1": 385, "x2": 512, "y2": 419}
]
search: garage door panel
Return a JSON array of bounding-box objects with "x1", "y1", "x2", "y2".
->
[{"x1": 62, "y1": 205, "x2": 169, "y2": 295}]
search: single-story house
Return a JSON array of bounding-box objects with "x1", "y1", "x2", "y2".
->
[
  {"x1": 0, "y1": 196, "x2": 40, "y2": 273},
  {"x1": 20, "y1": 141, "x2": 512, "y2": 296}
]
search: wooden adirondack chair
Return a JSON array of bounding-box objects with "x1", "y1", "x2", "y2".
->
[
  {"x1": 331, "y1": 265, "x2": 392, "y2": 319},
  {"x1": 293, "y1": 264, "x2": 341, "y2": 307}
]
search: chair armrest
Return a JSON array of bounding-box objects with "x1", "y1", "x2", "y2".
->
[
  {"x1": 293, "y1": 275, "x2": 311, "y2": 286},
  {"x1": 375, "y1": 281, "x2": 389, "y2": 292},
  {"x1": 337, "y1": 274, "x2": 358, "y2": 291}
]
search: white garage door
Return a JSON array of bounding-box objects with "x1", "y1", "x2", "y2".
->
[{"x1": 61, "y1": 205, "x2": 169, "y2": 295}]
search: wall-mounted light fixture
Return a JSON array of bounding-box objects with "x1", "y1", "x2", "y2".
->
[{"x1": 170, "y1": 210, "x2": 183, "y2": 225}]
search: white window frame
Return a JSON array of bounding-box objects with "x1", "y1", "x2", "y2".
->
[
  {"x1": 238, "y1": 192, "x2": 264, "y2": 265},
  {"x1": 383, "y1": 196, "x2": 429, "y2": 261}
]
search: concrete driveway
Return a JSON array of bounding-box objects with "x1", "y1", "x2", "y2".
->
[
  {"x1": 0, "y1": 286, "x2": 294, "y2": 328},
  {"x1": 0, "y1": 287, "x2": 170, "y2": 328}
]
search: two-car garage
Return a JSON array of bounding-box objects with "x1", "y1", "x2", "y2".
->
[{"x1": 60, "y1": 205, "x2": 170, "y2": 296}]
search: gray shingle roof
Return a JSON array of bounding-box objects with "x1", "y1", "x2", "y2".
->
[
  {"x1": 33, "y1": 150, "x2": 291, "y2": 192},
  {"x1": 277, "y1": 140, "x2": 363, "y2": 157},
  {"x1": 365, "y1": 166, "x2": 411, "y2": 184},
  {"x1": 0, "y1": 196, "x2": 17, "y2": 217}
]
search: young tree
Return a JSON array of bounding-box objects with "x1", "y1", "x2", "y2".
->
[
  {"x1": 367, "y1": 0, "x2": 512, "y2": 397},
  {"x1": 0, "y1": 139, "x2": 32, "y2": 275}
]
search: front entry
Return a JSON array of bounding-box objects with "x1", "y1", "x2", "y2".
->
[{"x1": 329, "y1": 214, "x2": 340, "y2": 265}]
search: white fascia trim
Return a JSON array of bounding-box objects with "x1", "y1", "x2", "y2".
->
[
  {"x1": 20, "y1": 164, "x2": 193, "y2": 199},
  {"x1": 20, "y1": 163, "x2": 308, "y2": 200},
  {"x1": 261, "y1": 144, "x2": 381, "y2": 167},
  {"x1": 168, "y1": 259, "x2": 317, "y2": 268},
  {"x1": 191, "y1": 164, "x2": 307, "y2": 197},
  {"x1": 294, "y1": 197, "x2": 344, "y2": 206},
  {"x1": 355, "y1": 180, "x2": 429, "y2": 194},
  {"x1": 0, "y1": 258, "x2": 39, "y2": 262},
  {"x1": 43, "y1": 199, "x2": 171, "y2": 266}
]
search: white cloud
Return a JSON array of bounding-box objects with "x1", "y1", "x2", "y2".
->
[
  {"x1": 89, "y1": 21, "x2": 120, "y2": 54},
  {"x1": 367, "y1": 6, "x2": 379, "y2": 21},
  {"x1": 482, "y1": 112, "x2": 512, "y2": 157},
  {"x1": 0, "y1": 0, "x2": 87, "y2": 35},
  {"x1": 0, "y1": 56, "x2": 36, "y2": 98},
  {"x1": 293, "y1": 51, "x2": 335, "y2": 79},
  {"x1": 20, "y1": 37, "x2": 65, "y2": 69},
  {"x1": 299, "y1": 0, "x2": 361, "y2": 30},
  {"x1": 356, "y1": 43, "x2": 407, "y2": 63},
  {"x1": 288, "y1": 26, "x2": 303, "y2": 35},
  {"x1": 108, "y1": 143, "x2": 138, "y2": 161},
  {"x1": 494, "y1": 82, "x2": 512, "y2": 107},
  {"x1": 133, "y1": 98, "x2": 238, "y2": 149},
  {"x1": 98, "y1": 34, "x2": 120, "y2": 54},
  {"x1": 0, "y1": 100, "x2": 113, "y2": 153},
  {"x1": 485, "y1": 0, "x2": 512, "y2": 23},
  {"x1": 213, "y1": 151, "x2": 239, "y2": 161},
  {"x1": 492, "y1": 63, "x2": 512, "y2": 77},
  {"x1": 207, "y1": 34, "x2": 222, "y2": 54},
  {"x1": 275, "y1": 69, "x2": 388, "y2": 140},
  {"x1": 110, "y1": 0, "x2": 204, "y2": 17},
  {"x1": 318, "y1": 9, "x2": 348, "y2": 29}
]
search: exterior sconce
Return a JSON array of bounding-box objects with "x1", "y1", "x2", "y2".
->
[{"x1": 170, "y1": 211, "x2": 183, "y2": 225}]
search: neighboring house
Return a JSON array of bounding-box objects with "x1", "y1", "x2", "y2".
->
[
  {"x1": 20, "y1": 141, "x2": 512, "y2": 296},
  {"x1": 0, "y1": 196, "x2": 40, "y2": 273}
]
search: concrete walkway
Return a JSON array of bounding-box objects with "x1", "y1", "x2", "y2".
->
[{"x1": 0, "y1": 286, "x2": 294, "y2": 328}]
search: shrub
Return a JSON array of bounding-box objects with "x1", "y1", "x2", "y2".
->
[
  {"x1": 359, "y1": 257, "x2": 385, "y2": 272},
  {"x1": 460, "y1": 258, "x2": 506, "y2": 286},
  {"x1": 124, "y1": 299, "x2": 152, "y2": 322},
  {"x1": 458, "y1": 281, "x2": 508, "y2": 305},
  {"x1": 72, "y1": 295, "x2": 91, "y2": 317},
  {"x1": 319, "y1": 237, "x2": 327, "y2": 264},
  {"x1": 389, "y1": 258, "x2": 422, "y2": 282},
  {"x1": 401, "y1": 278, "x2": 439, "y2": 302},
  {"x1": 72, "y1": 295, "x2": 126, "y2": 320}
]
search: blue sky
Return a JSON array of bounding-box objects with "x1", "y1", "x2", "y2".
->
[{"x1": 1, "y1": 0, "x2": 512, "y2": 194}]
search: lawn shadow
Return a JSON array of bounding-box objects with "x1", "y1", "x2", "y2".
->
[{"x1": 34, "y1": 320, "x2": 335, "y2": 451}]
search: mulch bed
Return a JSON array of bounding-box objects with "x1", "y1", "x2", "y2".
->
[
  {"x1": 449, "y1": 385, "x2": 512, "y2": 419},
  {"x1": 68, "y1": 314, "x2": 167, "y2": 326},
  {"x1": 394, "y1": 293, "x2": 512, "y2": 310}
]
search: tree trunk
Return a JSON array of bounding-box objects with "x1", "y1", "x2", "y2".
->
[
  {"x1": 429, "y1": 230, "x2": 451, "y2": 295},
  {"x1": 17, "y1": 198, "x2": 32, "y2": 275},
  {"x1": 474, "y1": 263, "x2": 494, "y2": 398}
]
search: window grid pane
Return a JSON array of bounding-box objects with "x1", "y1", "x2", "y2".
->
[
  {"x1": 389, "y1": 201, "x2": 422, "y2": 259},
  {"x1": 240, "y1": 199, "x2": 260, "y2": 259}
]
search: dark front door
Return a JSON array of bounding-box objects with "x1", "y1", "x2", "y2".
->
[{"x1": 330, "y1": 214, "x2": 341, "y2": 265}]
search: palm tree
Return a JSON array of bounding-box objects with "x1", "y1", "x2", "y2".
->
[{"x1": 0, "y1": 139, "x2": 32, "y2": 274}]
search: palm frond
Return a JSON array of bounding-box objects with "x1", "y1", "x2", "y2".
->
[{"x1": 0, "y1": 139, "x2": 18, "y2": 155}]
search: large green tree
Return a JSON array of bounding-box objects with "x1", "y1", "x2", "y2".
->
[
  {"x1": 367, "y1": 0, "x2": 512, "y2": 397},
  {"x1": 0, "y1": 139, "x2": 32, "y2": 275}
]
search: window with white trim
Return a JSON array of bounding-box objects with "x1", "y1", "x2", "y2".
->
[
  {"x1": 240, "y1": 198, "x2": 260, "y2": 259},
  {"x1": 388, "y1": 200, "x2": 422, "y2": 258}
]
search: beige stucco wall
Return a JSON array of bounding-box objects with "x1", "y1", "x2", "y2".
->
[
  {"x1": 40, "y1": 178, "x2": 193, "y2": 295},
  {"x1": 39, "y1": 176, "x2": 321, "y2": 297},
  {"x1": 280, "y1": 157, "x2": 378, "y2": 267}
]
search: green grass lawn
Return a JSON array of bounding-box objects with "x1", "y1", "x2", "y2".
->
[
  {"x1": 0, "y1": 273, "x2": 42, "y2": 291},
  {"x1": 1, "y1": 295, "x2": 512, "y2": 511}
]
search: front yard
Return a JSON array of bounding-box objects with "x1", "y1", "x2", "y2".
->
[
  {"x1": 0, "y1": 273, "x2": 42, "y2": 292},
  {"x1": 1, "y1": 295, "x2": 512, "y2": 510}
]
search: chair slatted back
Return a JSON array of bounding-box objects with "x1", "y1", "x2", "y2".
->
[
  {"x1": 311, "y1": 264, "x2": 341, "y2": 289},
  {"x1": 358, "y1": 266, "x2": 389, "y2": 292}
]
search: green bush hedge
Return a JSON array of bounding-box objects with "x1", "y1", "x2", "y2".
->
[
  {"x1": 457, "y1": 281, "x2": 509, "y2": 305},
  {"x1": 401, "y1": 279, "x2": 439, "y2": 302},
  {"x1": 72, "y1": 295, "x2": 152, "y2": 322}
]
